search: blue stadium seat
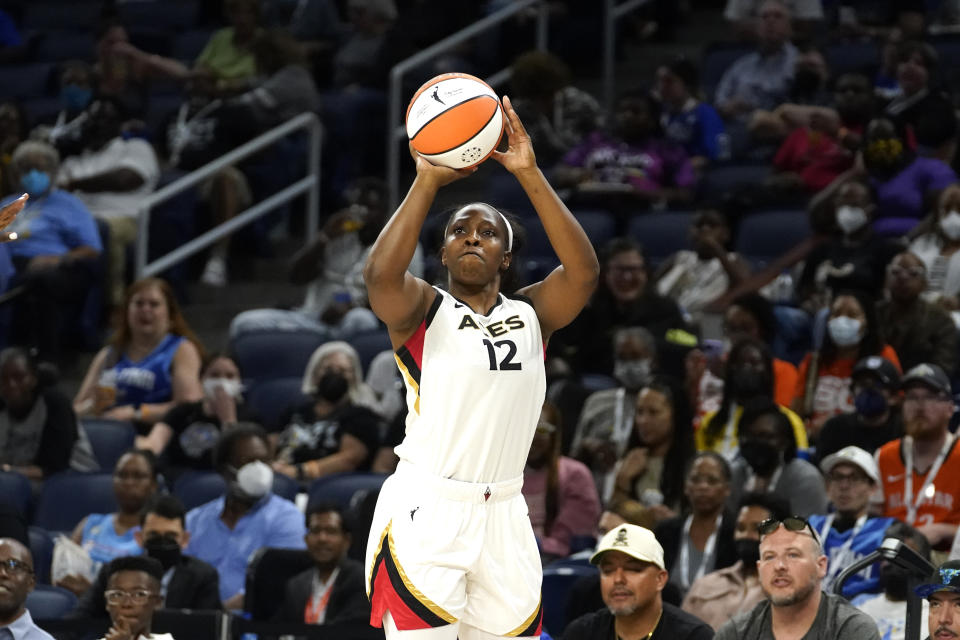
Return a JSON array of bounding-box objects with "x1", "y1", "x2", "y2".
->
[
  {"x1": 174, "y1": 471, "x2": 300, "y2": 511},
  {"x1": 581, "y1": 374, "x2": 618, "y2": 393},
  {"x1": 25, "y1": 585, "x2": 78, "y2": 620},
  {"x1": 0, "y1": 64, "x2": 54, "y2": 100},
  {"x1": 171, "y1": 29, "x2": 214, "y2": 62},
  {"x1": 701, "y1": 44, "x2": 753, "y2": 101},
  {"x1": 246, "y1": 377, "x2": 310, "y2": 431},
  {"x1": 81, "y1": 419, "x2": 136, "y2": 471},
  {"x1": 23, "y1": 4, "x2": 101, "y2": 30},
  {"x1": 33, "y1": 473, "x2": 116, "y2": 534},
  {"x1": 542, "y1": 564, "x2": 598, "y2": 636},
  {"x1": 0, "y1": 471, "x2": 32, "y2": 517},
  {"x1": 231, "y1": 329, "x2": 326, "y2": 384},
  {"x1": 735, "y1": 209, "x2": 810, "y2": 268},
  {"x1": 308, "y1": 472, "x2": 388, "y2": 510},
  {"x1": 349, "y1": 330, "x2": 392, "y2": 376},
  {"x1": 699, "y1": 163, "x2": 770, "y2": 201},
  {"x1": 825, "y1": 41, "x2": 880, "y2": 75},
  {"x1": 574, "y1": 209, "x2": 616, "y2": 249},
  {"x1": 488, "y1": 172, "x2": 536, "y2": 218},
  {"x1": 28, "y1": 527, "x2": 54, "y2": 585},
  {"x1": 36, "y1": 31, "x2": 95, "y2": 62},
  {"x1": 119, "y1": 2, "x2": 199, "y2": 30},
  {"x1": 626, "y1": 211, "x2": 695, "y2": 267},
  {"x1": 245, "y1": 548, "x2": 314, "y2": 620},
  {"x1": 21, "y1": 97, "x2": 63, "y2": 129}
]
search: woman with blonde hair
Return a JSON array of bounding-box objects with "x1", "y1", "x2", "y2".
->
[{"x1": 73, "y1": 277, "x2": 204, "y2": 424}]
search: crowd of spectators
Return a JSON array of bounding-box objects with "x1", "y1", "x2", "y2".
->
[{"x1": 7, "y1": 0, "x2": 960, "y2": 638}]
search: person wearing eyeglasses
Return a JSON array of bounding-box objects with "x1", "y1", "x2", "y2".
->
[
  {"x1": 714, "y1": 516, "x2": 880, "y2": 639},
  {"x1": 876, "y1": 252, "x2": 957, "y2": 376},
  {"x1": 876, "y1": 363, "x2": 960, "y2": 549},
  {"x1": 100, "y1": 556, "x2": 171, "y2": 640},
  {"x1": 0, "y1": 537, "x2": 54, "y2": 640},
  {"x1": 808, "y1": 446, "x2": 894, "y2": 598}
]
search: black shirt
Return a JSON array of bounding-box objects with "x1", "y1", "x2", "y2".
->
[
  {"x1": 277, "y1": 401, "x2": 381, "y2": 470},
  {"x1": 562, "y1": 602, "x2": 714, "y2": 640},
  {"x1": 161, "y1": 400, "x2": 260, "y2": 472},
  {"x1": 798, "y1": 234, "x2": 903, "y2": 300},
  {"x1": 815, "y1": 411, "x2": 903, "y2": 464}
]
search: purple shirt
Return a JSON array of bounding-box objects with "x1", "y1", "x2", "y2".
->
[
  {"x1": 872, "y1": 156, "x2": 956, "y2": 221},
  {"x1": 562, "y1": 132, "x2": 697, "y2": 192}
]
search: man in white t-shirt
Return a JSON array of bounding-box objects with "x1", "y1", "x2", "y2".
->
[
  {"x1": 58, "y1": 98, "x2": 160, "y2": 305},
  {"x1": 100, "y1": 556, "x2": 174, "y2": 640}
]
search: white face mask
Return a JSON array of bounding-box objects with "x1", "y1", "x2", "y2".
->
[
  {"x1": 828, "y1": 316, "x2": 863, "y2": 347},
  {"x1": 941, "y1": 211, "x2": 960, "y2": 240},
  {"x1": 234, "y1": 461, "x2": 273, "y2": 499},
  {"x1": 836, "y1": 206, "x2": 868, "y2": 235},
  {"x1": 203, "y1": 377, "x2": 244, "y2": 399}
]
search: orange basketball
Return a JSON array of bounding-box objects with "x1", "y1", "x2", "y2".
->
[{"x1": 406, "y1": 72, "x2": 505, "y2": 169}]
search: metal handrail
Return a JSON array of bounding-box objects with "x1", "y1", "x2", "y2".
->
[
  {"x1": 386, "y1": 0, "x2": 548, "y2": 208},
  {"x1": 603, "y1": 0, "x2": 653, "y2": 112},
  {"x1": 135, "y1": 111, "x2": 321, "y2": 279}
]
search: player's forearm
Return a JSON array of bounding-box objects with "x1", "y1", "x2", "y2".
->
[
  {"x1": 516, "y1": 168, "x2": 598, "y2": 284},
  {"x1": 364, "y1": 176, "x2": 436, "y2": 287}
]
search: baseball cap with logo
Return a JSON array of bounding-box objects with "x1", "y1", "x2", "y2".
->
[
  {"x1": 902, "y1": 363, "x2": 952, "y2": 396},
  {"x1": 590, "y1": 523, "x2": 665, "y2": 569},
  {"x1": 820, "y1": 445, "x2": 880, "y2": 484},
  {"x1": 915, "y1": 560, "x2": 960, "y2": 598},
  {"x1": 851, "y1": 356, "x2": 900, "y2": 389}
]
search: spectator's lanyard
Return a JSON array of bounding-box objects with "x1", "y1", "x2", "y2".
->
[
  {"x1": 903, "y1": 434, "x2": 954, "y2": 525},
  {"x1": 819, "y1": 513, "x2": 867, "y2": 592},
  {"x1": 612, "y1": 388, "x2": 633, "y2": 454},
  {"x1": 678, "y1": 513, "x2": 723, "y2": 590},
  {"x1": 304, "y1": 567, "x2": 339, "y2": 624}
]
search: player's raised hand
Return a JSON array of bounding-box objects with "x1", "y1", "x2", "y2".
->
[
  {"x1": 492, "y1": 95, "x2": 536, "y2": 175},
  {"x1": 410, "y1": 142, "x2": 476, "y2": 189}
]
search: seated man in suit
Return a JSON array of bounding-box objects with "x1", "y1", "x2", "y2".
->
[
  {"x1": 274, "y1": 501, "x2": 369, "y2": 625},
  {"x1": 73, "y1": 494, "x2": 221, "y2": 618}
]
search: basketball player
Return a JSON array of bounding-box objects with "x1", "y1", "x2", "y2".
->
[{"x1": 362, "y1": 96, "x2": 599, "y2": 640}]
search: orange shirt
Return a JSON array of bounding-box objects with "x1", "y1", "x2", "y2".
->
[
  {"x1": 877, "y1": 436, "x2": 960, "y2": 527},
  {"x1": 794, "y1": 345, "x2": 901, "y2": 433},
  {"x1": 773, "y1": 358, "x2": 798, "y2": 408}
]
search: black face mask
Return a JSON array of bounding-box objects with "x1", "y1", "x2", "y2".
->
[
  {"x1": 735, "y1": 538, "x2": 760, "y2": 566},
  {"x1": 881, "y1": 562, "x2": 912, "y2": 601},
  {"x1": 733, "y1": 370, "x2": 768, "y2": 399},
  {"x1": 316, "y1": 371, "x2": 349, "y2": 403},
  {"x1": 143, "y1": 536, "x2": 182, "y2": 571},
  {"x1": 739, "y1": 440, "x2": 781, "y2": 476}
]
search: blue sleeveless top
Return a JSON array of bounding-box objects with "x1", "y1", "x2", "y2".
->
[
  {"x1": 102, "y1": 333, "x2": 185, "y2": 407},
  {"x1": 81, "y1": 513, "x2": 142, "y2": 569}
]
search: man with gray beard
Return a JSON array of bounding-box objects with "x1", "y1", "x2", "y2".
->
[
  {"x1": 715, "y1": 517, "x2": 880, "y2": 639},
  {"x1": 562, "y1": 524, "x2": 713, "y2": 639}
]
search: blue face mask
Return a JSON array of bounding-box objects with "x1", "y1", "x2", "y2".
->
[
  {"x1": 61, "y1": 84, "x2": 92, "y2": 112},
  {"x1": 20, "y1": 169, "x2": 51, "y2": 197}
]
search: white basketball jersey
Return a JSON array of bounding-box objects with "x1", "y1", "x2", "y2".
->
[{"x1": 393, "y1": 287, "x2": 546, "y2": 483}]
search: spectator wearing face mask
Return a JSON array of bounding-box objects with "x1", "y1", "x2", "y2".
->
[
  {"x1": 852, "y1": 521, "x2": 931, "y2": 640},
  {"x1": 185, "y1": 423, "x2": 306, "y2": 610},
  {"x1": 0, "y1": 141, "x2": 102, "y2": 364},
  {"x1": 696, "y1": 337, "x2": 807, "y2": 461},
  {"x1": 728, "y1": 398, "x2": 827, "y2": 517},
  {"x1": 910, "y1": 184, "x2": 960, "y2": 307},
  {"x1": 816, "y1": 356, "x2": 903, "y2": 463},
  {"x1": 136, "y1": 354, "x2": 258, "y2": 481},
  {"x1": 793, "y1": 291, "x2": 901, "y2": 439},
  {"x1": 270, "y1": 342, "x2": 382, "y2": 482},
  {"x1": 572, "y1": 326, "x2": 658, "y2": 490},
  {"x1": 801, "y1": 179, "x2": 902, "y2": 313},
  {"x1": 877, "y1": 251, "x2": 957, "y2": 375}
]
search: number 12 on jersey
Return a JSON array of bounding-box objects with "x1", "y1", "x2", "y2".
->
[{"x1": 483, "y1": 339, "x2": 521, "y2": 371}]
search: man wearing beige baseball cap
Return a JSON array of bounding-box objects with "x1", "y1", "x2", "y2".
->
[{"x1": 562, "y1": 524, "x2": 714, "y2": 640}]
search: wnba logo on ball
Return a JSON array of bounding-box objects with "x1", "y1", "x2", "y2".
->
[{"x1": 406, "y1": 72, "x2": 504, "y2": 170}]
